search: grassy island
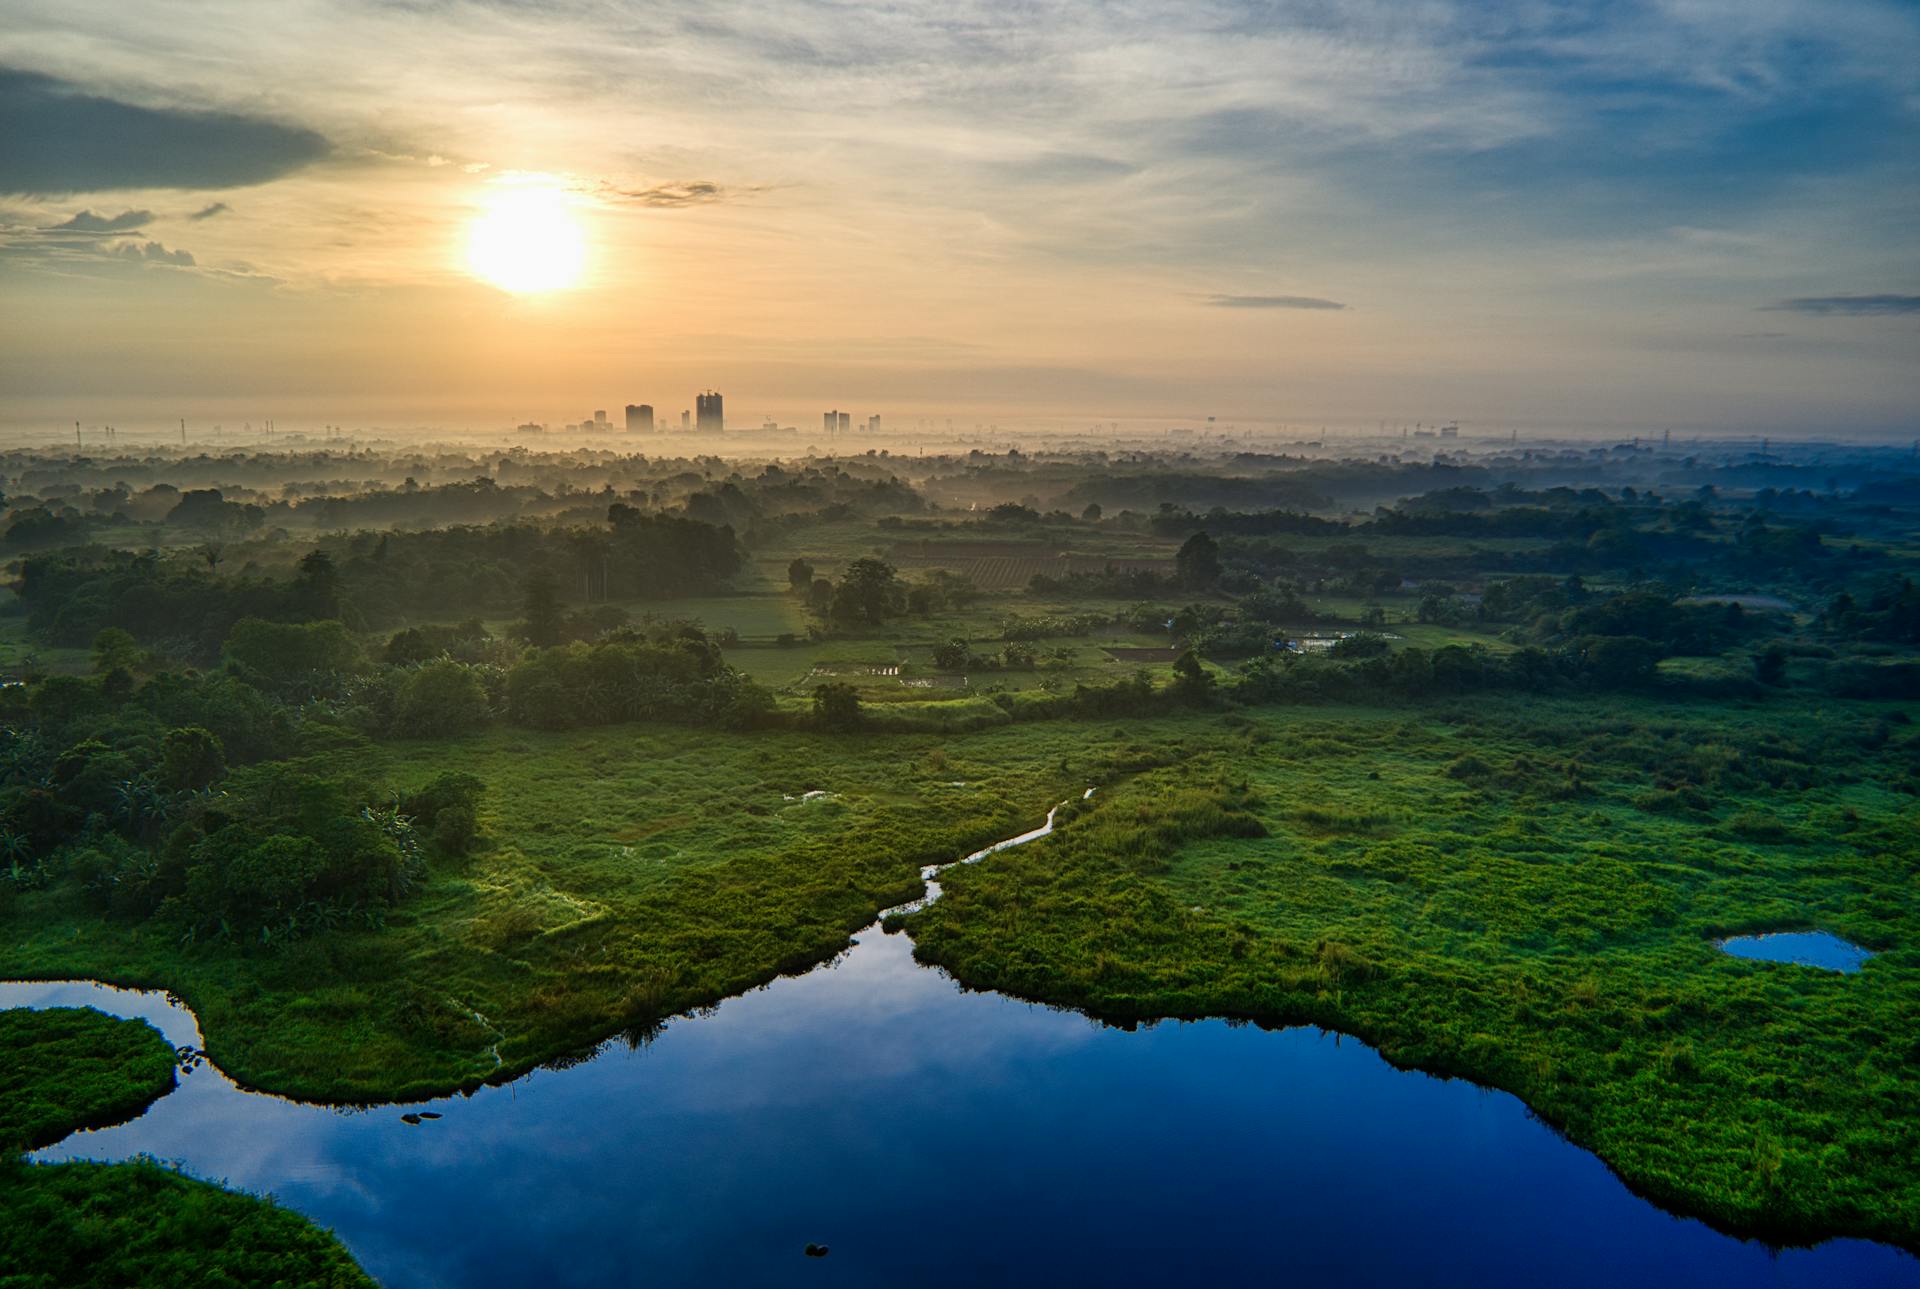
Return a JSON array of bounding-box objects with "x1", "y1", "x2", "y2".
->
[{"x1": 0, "y1": 1006, "x2": 375, "y2": 1288}]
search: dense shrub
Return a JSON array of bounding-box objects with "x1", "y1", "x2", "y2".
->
[{"x1": 392, "y1": 660, "x2": 493, "y2": 738}]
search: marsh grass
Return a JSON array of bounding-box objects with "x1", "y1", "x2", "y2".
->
[
  {"x1": 3, "y1": 691, "x2": 1915, "y2": 1249},
  {"x1": 0, "y1": 1007, "x2": 176, "y2": 1152},
  {"x1": 0, "y1": 721, "x2": 1118, "y2": 1100},
  {"x1": 0, "y1": 1007, "x2": 375, "y2": 1288},
  {"x1": 905, "y1": 695, "x2": 1920, "y2": 1250},
  {"x1": 0, "y1": 1159, "x2": 376, "y2": 1289}
]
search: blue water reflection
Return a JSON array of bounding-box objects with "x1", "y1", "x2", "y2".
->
[
  {"x1": 1717, "y1": 931, "x2": 1875, "y2": 972},
  {"x1": 5, "y1": 926, "x2": 1915, "y2": 1288}
]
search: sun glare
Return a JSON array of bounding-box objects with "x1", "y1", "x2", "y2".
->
[{"x1": 465, "y1": 187, "x2": 586, "y2": 293}]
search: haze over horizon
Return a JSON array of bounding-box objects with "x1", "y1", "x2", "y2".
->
[{"x1": 2, "y1": 1, "x2": 1916, "y2": 437}]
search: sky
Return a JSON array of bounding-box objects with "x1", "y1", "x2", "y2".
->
[{"x1": 0, "y1": 0, "x2": 1916, "y2": 437}]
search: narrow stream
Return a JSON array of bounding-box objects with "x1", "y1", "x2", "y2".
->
[{"x1": 3, "y1": 798, "x2": 1915, "y2": 1288}]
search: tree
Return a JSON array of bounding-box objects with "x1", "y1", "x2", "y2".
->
[
  {"x1": 812, "y1": 682, "x2": 862, "y2": 731},
  {"x1": 1331, "y1": 633, "x2": 1390, "y2": 660},
  {"x1": 520, "y1": 572, "x2": 566, "y2": 647},
  {"x1": 1172, "y1": 649, "x2": 1214, "y2": 703},
  {"x1": 829, "y1": 558, "x2": 903, "y2": 626},
  {"x1": 787, "y1": 558, "x2": 815, "y2": 592},
  {"x1": 223, "y1": 618, "x2": 364, "y2": 696},
  {"x1": 806, "y1": 578, "x2": 834, "y2": 615},
  {"x1": 1081, "y1": 503, "x2": 1103, "y2": 522},
  {"x1": 1176, "y1": 532, "x2": 1222, "y2": 589},
  {"x1": 392, "y1": 660, "x2": 493, "y2": 738},
  {"x1": 159, "y1": 726, "x2": 226, "y2": 791},
  {"x1": 167, "y1": 489, "x2": 263, "y2": 538},
  {"x1": 1579, "y1": 635, "x2": 1663, "y2": 688},
  {"x1": 294, "y1": 549, "x2": 342, "y2": 617},
  {"x1": 91, "y1": 627, "x2": 140, "y2": 675},
  {"x1": 932, "y1": 638, "x2": 972, "y2": 671},
  {"x1": 1753, "y1": 642, "x2": 1789, "y2": 687},
  {"x1": 569, "y1": 530, "x2": 611, "y2": 603},
  {"x1": 403, "y1": 772, "x2": 487, "y2": 855}
]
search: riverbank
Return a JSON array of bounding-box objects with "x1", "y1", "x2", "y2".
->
[
  {"x1": 10, "y1": 931, "x2": 1914, "y2": 1287},
  {"x1": 903, "y1": 699, "x2": 1920, "y2": 1251},
  {"x1": 3, "y1": 696, "x2": 1914, "y2": 1252},
  {"x1": 0, "y1": 1007, "x2": 375, "y2": 1288}
]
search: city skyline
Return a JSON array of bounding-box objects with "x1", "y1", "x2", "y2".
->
[{"x1": 1, "y1": 2, "x2": 1916, "y2": 437}]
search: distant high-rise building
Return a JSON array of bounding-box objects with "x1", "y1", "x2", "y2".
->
[
  {"x1": 680, "y1": 409, "x2": 690, "y2": 430},
  {"x1": 625, "y1": 403, "x2": 653, "y2": 432},
  {"x1": 824, "y1": 410, "x2": 838, "y2": 433},
  {"x1": 696, "y1": 390, "x2": 724, "y2": 433},
  {"x1": 594, "y1": 409, "x2": 608, "y2": 426},
  {"x1": 868, "y1": 414, "x2": 880, "y2": 433},
  {"x1": 837, "y1": 411, "x2": 850, "y2": 433}
]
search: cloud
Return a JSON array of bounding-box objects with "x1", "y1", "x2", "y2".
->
[
  {"x1": 188, "y1": 201, "x2": 231, "y2": 220},
  {"x1": 112, "y1": 240, "x2": 195, "y2": 266},
  {"x1": 49, "y1": 208, "x2": 152, "y2": 233},
  {"x1": 1202, "y1": 294, "x2": 1347, "y2": 311},
  {"x1": 601, "y1": 180, "x2": 742, "y2": 208},
  {"x1": 1764, "y1": 294, "x2": 1920, "y2": 316},
  {"x1": 987, "y1": 152, "x2": 1140, "y2": 184},
  {"x1": 0, "y1": 68, "x2": 328, "y2": 195}
]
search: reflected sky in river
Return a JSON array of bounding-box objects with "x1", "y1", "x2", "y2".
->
[{"x1": 7, "y1": 926, "x2": 1916, "y2": 1288}]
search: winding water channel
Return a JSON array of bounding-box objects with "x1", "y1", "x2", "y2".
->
[{"x1": 5, "y1": 801, "x2": 1916, "y2": 1287}]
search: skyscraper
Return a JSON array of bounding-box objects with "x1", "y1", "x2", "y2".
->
[
  {"x1": 680, "y1": 409, "x2": 690, "y2": 430},
  {"x1": 625, "y1": 404, "x2": 653, "y2": 432},
  {"x1": 836, "y1": 411, "x2": 850, "y2": 433},
  {"x1": 824, "y1": 410, "x2": 837, "y2": 434},
  {"x1": 696, "y1": 390, "x2": 724, "y2": 433}
]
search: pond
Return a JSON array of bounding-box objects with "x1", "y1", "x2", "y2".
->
[
  {"x1": 3, "y1": 814, "x2": 1916, "y2": 1287},
  {"x1": 1718, "y1": 930, "x2": 1876, "y2": 972}
]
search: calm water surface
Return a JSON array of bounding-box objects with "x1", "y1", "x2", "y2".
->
[
  {"x1": 1717, "y1": 931, "x2": 1875, "y2": 972},
  {"x1": 4, "y1": 804, "x2": 1914, "y2": 1288},
  {"x1": 6, "y1": 926, "x2": 1916, "y2": 1288}
]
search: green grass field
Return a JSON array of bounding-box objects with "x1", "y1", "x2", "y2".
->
[{"x1": 902, "y1": 696, "x2": 1920, "y2": 1249}]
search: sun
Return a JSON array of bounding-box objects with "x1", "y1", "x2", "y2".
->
[{"x1": 465, "y1": 187, "x2": 586, "y2": 292}]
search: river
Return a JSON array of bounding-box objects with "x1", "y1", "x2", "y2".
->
[{"x1": 4, "y1": 802, "x2": 1916, "y2": 1287}]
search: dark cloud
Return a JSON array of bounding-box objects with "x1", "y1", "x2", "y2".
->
[
  {"x1": 603, "y1": 180, "x2": 742, "y2": 208},
  {"x1": 189, "y1": 201, "x2": 232, "y2": 220},
  {"x1": 49, "y1": 208, "x2": 152, "y2": 233},
  {"x1": 0, "y1": 68, "x2": 328, "y2": 195},
  {"x1": 1764, "y1": 294, "x2": 1920, "y2": 316},
  {"x1": 1202, "y1": 294, "x2": 1347, "y2": 310}
]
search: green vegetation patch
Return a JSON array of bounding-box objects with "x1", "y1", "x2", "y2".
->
[
  {"x1": 0, "y1": 722, "x2": 1120, "y2": 1101},
  {"x1": 904, "y1": 698, "x2": 1920, "y2": 1250},
  {"x1": 0, "y1": 1007, "x2": 376, "y2": 1289},
  {"x1": 0, "y1": 1159, "x2": 375, "y2": 1289},
  {"x1": 0, "y1": 1007, "x2": 176, "y2": 1152}
]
